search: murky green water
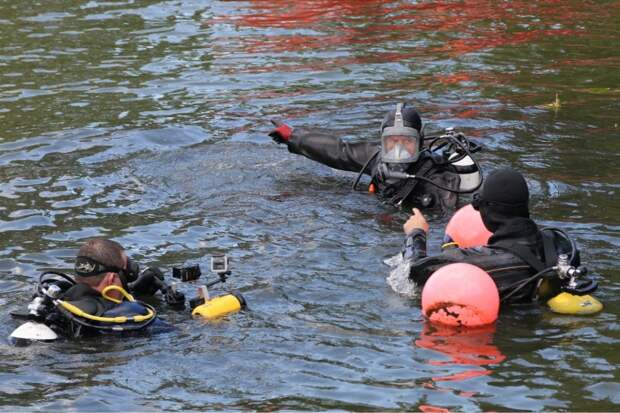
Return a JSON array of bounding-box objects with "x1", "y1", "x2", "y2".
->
[{"x1": 1, "y1": 0, "x2": 619, "y2": 411}]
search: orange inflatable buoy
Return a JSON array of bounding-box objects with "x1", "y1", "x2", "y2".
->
[
  {"x1": 421, "y1": 263, "x2": 499, "y2": 327},
  {"x1": 444, "y1": 204, "x2": 492, "y2": 249}
]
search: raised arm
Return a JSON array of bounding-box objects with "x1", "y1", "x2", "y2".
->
[{"x1": 269, "y1": 120, "x2": 379, "y2": 173}]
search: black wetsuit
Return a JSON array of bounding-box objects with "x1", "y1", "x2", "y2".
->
[
  {"x1": 285, "y1": 130, "x2": 461, "y2": 210},
  {"x1": 403, "y1": 217, "x2": 569, "y2": 303},
  {"x1": 56, "y1": 283, "x2": 158, "y2": 337},
  {"x1": 61, "y1": 284, "x2": 125, "y2": 314}
]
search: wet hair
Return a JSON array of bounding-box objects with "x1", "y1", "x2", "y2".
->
[
  {"x1": 77, "y1": 238, "x2": 125, "y2": 271},
  {"x1": 380, "y1": 102, "x2": 423, "y2": 133}
]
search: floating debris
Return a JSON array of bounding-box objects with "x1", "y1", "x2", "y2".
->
[{"x1": 543, "y1": 93, "x2": 561, "y2": 111}]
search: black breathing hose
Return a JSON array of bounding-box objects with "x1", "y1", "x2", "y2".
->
[
  {"x1": 352, "y1": 149, "x2": 381, "y2": 191},
  {"x1": 500, "y1": 267, "x2": 556, "y2": 303}
]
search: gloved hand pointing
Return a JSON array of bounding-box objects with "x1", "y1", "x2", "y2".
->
[{"x1": 268, "y1": 119, "x2": 293, "y2": 144}]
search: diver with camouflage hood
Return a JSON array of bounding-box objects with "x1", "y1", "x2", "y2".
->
[{"x1": 268, "y1": 102, "x2": 483, "y2": 211}]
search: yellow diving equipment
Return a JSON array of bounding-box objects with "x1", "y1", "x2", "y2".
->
[
  {"x1": 543, "y1": 253, "x2": 603, "y2": 315},
  {"x1": 189, "y1": 255, "x2": 247, "y2": 320},
  {"x1": 547, "y1": 292, "x2": 603, "y2": 315},
  {"x1": 55, "y1": 285, "x2": 157, "y2": 329},
  {"x1": 191, "y1": 292, "x2": 246, "y2": 320},
  {"x1": 101, "y1": 284, "x2": 135, "y2": 304}
]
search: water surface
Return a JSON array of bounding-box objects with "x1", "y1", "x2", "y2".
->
[{"x1": 1, "y1": 0, "x2": 619, "y2": 411}]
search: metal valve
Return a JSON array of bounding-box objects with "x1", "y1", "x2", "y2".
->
[{"x1": 555, "y1": 254, "x2": 588, "y2": 280}]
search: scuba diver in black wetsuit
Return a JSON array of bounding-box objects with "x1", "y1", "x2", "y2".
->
[
  {"x1": 397, "y1": 168, "x2": 599, "y2": 305},
  {"x1": 268, "y1": 102, "x2": 484, "y2": 211},
  {"x1": 10, "y1": 238, "x2": 184, "y2": 340}
]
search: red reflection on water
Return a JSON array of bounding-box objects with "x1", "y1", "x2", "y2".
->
[
  {"x1": 455, "y1": 108, "x2": 480, "y2": 119},
  {"x1": 557, "y1": 57, "x2": 620, "y2": 68},
  {"x1": 415, "y1": 321, "x2": 506, "y2": 385},
  {"x1": 440, "y1": 28, "x2": 578, "y2": 56},
  {"x1": 436, "y1": 73, "x2": 472, "y2": 85},
  {"x1": 419, "y1": 405, "x2": 452, "y2": 413},
  {"x1": 213, "y1": 0, "x2": 393, "y2": 30},
  {"x1": 213, "y1": 0, "x2": 590, "y2": 70}
]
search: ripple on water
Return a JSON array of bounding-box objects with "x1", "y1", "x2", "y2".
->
[{"x1": 1, "y1": 0, "x2": 619, "y2": 411}]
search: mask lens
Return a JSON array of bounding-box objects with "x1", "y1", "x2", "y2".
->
[{"x1": 382, "y1": 135, "x2": 418, "y2": 163}]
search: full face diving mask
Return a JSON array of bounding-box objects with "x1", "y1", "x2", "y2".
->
[{"x1": 380, "y1": 103, "x2": 421, "y2": 165}]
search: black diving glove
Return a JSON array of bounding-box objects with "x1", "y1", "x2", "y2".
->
[
  {"x1": 162, "y1": 285, "x2": 186, "y2": 310},
  {"x1": 128, "y1": 267, "x2": 165, "y2": 296}
]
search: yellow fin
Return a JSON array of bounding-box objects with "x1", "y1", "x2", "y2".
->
[{"x1": 547, "y1": 292, "x2": 603, "y2": 315}]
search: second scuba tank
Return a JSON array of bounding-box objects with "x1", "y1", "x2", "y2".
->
[
  {"x1": 448, "y1": 151, "x2": 482, "y2": 192},
  {"x1": 434, "y1": 127, "x2": 482, "y2": 193}
]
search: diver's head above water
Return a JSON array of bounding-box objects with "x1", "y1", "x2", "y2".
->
[
  {"x1": 472, "y1": 168, "x2": 530, "y2": 232},
  {"x1": 379, "y1": 102, "x2": 422, "y2": 166},
  {"x1": 380, "y1": 102, "x2": 422, "y2": 135},
  {"x1": 74, "y1": 238, "x2": 132, "y2": 297}
]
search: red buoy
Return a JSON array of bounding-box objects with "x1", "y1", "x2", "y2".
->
[
  {"x1": 422, "y1": 263, "x2": 499, "y2": 327},
  {"x1": 444, "y1": 204, "x2": 492, "y2": 248}
]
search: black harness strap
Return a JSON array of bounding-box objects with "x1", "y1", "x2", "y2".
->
[
  {"x1": 387, "y1": 155, "x2": 436, "y2": 206},
  {"x1": 491, "y1": 230, "x2": 558, "y2": 274},
  {"x1": 541, "y1": 231, "x2": 558, "y2": 267}
]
